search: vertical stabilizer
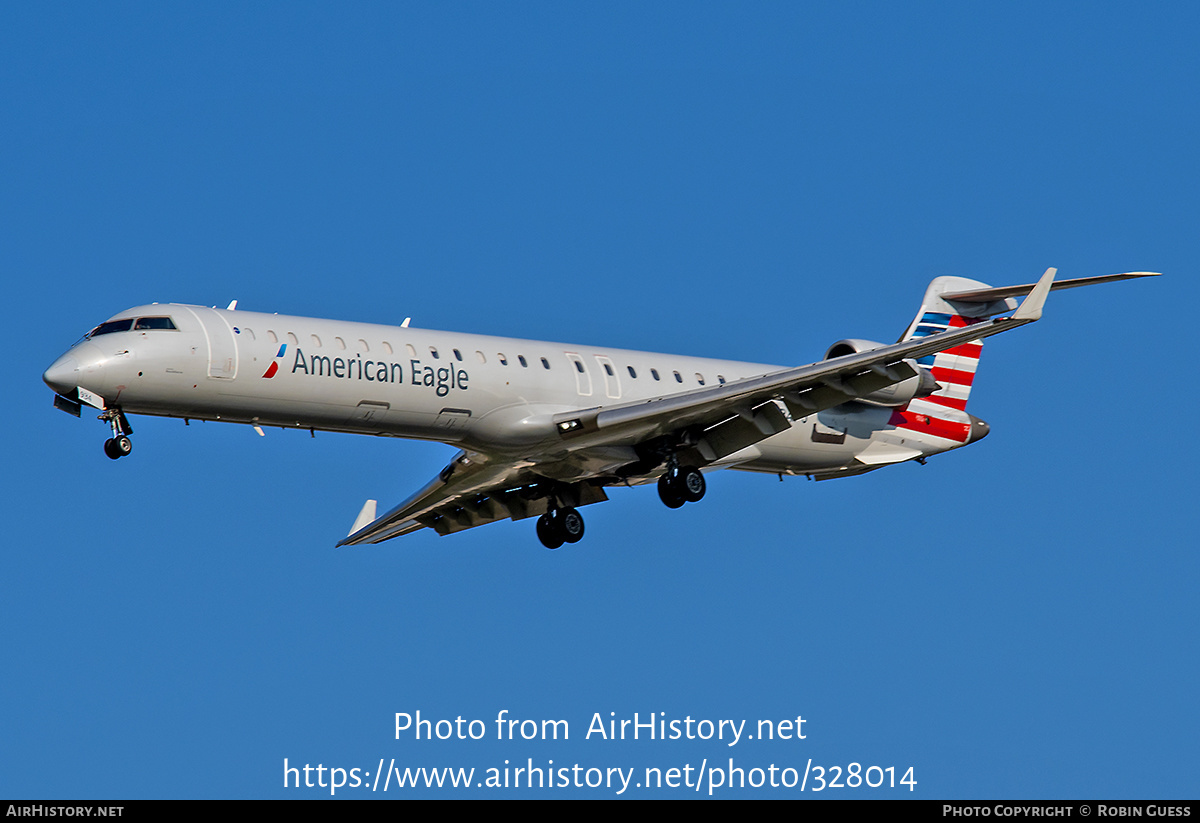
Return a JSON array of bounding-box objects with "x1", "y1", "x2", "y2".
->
[{"x1": 890, "y1": 277, "x2": 1007, "y2": 445}]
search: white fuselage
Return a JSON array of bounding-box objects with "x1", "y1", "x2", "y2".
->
[{"x1": 44, "y1": 303, "x2": 966, "y2": 481}]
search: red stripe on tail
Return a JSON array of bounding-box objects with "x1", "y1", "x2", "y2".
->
[
  {"x1": 931, "y1": 366, "x2": 975, "y2": 387},
  {"x1": 889, "y1": 409, "x2": 970, "y2": 442}
]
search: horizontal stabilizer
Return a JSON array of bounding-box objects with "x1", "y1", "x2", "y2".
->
[{"x1": 942, "y1": 271, "x2": 1159, "y2": 303}]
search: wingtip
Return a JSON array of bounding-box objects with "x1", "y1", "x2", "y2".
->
[
  {"x1": 337, "y1": 499, "x2": 379, "y2": 547},
  {"x1": 1011, "y1": 267, "x2": 1056, "y2": 321}
]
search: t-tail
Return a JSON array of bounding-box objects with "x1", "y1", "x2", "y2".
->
[
  {"x1": 889, "y1": 276, "x2": 997, "y2": 447},
  {"x1": 889, "y1": 269, "x2": 1158, "y2": 449}
]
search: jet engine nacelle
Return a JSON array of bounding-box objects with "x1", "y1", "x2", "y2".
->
[{"x1": 823, "y1": 339, "x2": 939, "y2": 407}]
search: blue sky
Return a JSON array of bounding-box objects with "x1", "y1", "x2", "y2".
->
[{"x1": 4, "y1": 3, "x2": 1196, "y2": 798}]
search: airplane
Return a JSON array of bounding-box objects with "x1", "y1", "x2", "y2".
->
[{"x1": 43, "y1": 268, "x2": 1156, "y2": 549}]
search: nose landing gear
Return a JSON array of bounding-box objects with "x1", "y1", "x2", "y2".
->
[
  {"x1": 100, "y1": 409, "x2": 134, "y2": 460},
  {"x1": 103, "y1": 435, "x2": 132, "y2": 459}
]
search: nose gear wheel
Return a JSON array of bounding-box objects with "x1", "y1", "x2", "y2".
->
[{"x1": 99, "y1": 409, "x2": 134, "y2": 459}]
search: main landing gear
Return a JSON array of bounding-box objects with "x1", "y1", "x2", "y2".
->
[
  {"x1": 657, "y1": 464, "x2": 706, "y2": 509},
  {"x1": 100, "y1": 409, "x2": 134, "y2": 460},
  {"x1": 529, "y1": 457, "x2": 706, "y2": 549},
  {"x1": 536, "y1": 505, "x2": 585, "y2": 550}
]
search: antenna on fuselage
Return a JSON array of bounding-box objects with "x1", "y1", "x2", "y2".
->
[{"x1": 401, "y1": 317, "x2": 411, "y2": 328}]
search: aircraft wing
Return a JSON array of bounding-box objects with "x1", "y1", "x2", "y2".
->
[
  {"x1": 341, "y1": 268, "x2": 1056, "y2": 546},
  {"x1": 548, "y1": 267, "x2": 1056, "y2": 458},
  {"x1": 337, "y1": 450, "x2": 608, "y2": 546}
]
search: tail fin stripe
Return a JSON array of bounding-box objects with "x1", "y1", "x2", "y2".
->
[
  {"x1": 911, "y1": 312, "x2": 953, "y2": 338},
  {"x1": 934, "y1": 358, "x2": 977, "y2": 377},
  {"x1": 888, "y1": 409, "x2": 971, "y2": 443},
  {"x1": 910, "y1": 397, "x2": 973, "y2": 424},
  {"x1": 931, "y1": 366, "x2": 976, "y2": 386},
  {"x1": 934, "y1": 350, "x2": 981, "y2": 371},
  {"x1": 892, "y1": 276, "x2": 999, "y2": 445},
  {"x1": 943, "y1": 343, "x2": 983, "y2": 358},
  {"x1": 926, "y1": 383, "x2": 971, "y2": 402},
  {"x1": 921, "y1": 395, "x2": 968, "y2": 411}
]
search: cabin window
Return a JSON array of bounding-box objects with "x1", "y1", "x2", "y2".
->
[
  {"x1": 475, "y1": 351, "x2": 486, "y2": 364},
  {"x1": 674, "y1": 370, "x2": 683, "y2": 383},
  {"x1": 358, "y1": 339, "x2": 369, "y2": 352},
  {"x1": 454, "y1": 349, "x2": 463, "y2": 361},
  {"x1": 498, "y1": 353, "x2": 508, "y2": 365},
  {"x1": 718, "y1": 374, "x2": 726, "y2": 384},
  {"x1": 627, "y1": 366, "x2": 637, "y2": 378},
  {"x1": 696, "y1": 373, "x2": 705, "y2": 385},
  {"x1": 651, "y1": 368, "x2": 660, "y2": 381},
  {"x1": 334, "y1": 336, "x2": 346, "y2": 350},
  {"x1": 287, "y1": 332, "x2": 299, "y2": 345},
  {"x1": 574, "y1": 360, "x2": 585, "y2": 373},
  {"x1": 382, "y1": 341, "x2": 393, "y2": 355},
  {"x1": 430, "y1": 347, "x2": 440, "y2": 359},
  {"x1": 406, "y1": 343, "x2": 417, "y2": 358},
  {"x1": 311, "y1": 334, "x2": 322, "y2": 347},
  {"x1": 267, "y1": 330, "x2": 278, "y2": 343},
  {"x1": 518, "y1": 355, "x2": 528, "y2": 367},
  {"x1": 541, "y1": 357, "x2": 550, "y2": 369},
  {"x1": 603, "y1": 363, "x2": 614, "y2": 376},
  {"x1": 240, "y1": 328, "x2": 256, "y2": 340}
]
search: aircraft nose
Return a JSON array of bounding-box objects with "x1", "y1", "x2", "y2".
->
[
  {"x1": 43, "y1": 353, "x2": 79, "y2": 395},
  {"x1": 967, "y1": 414, "x2": 990, "y2": 443}
]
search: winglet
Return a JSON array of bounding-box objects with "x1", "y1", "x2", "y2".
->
[
  {"x1": 1011, "y1": 267, "x2": 1055, "y2": 321},
  {"x1": 348, "y1": 499, "x2": 378, "y2": 538}
]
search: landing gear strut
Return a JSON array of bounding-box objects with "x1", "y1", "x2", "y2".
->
[
  {"x1": 100, "y1": 409, "x2": 133, "y2": 460},
  {"x1": 536, "y1": 505, "x2": 585, "y2": 549}
]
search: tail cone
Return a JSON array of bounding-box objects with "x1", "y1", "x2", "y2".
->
[{"x1": 967, "y1": 414, "x2": 990, "y2": 443}]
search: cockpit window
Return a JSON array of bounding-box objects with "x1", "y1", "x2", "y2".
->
[
  {"x1": 88, "y1": 319, "x2": 134, "y2": 337},
  {"x1": 134, "y1": 316, "x2": 177, "y2": 331},
  {"x1": 86, "y1": 316, "x2": 178, "y2": 339}
]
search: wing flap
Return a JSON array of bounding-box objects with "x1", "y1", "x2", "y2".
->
[{"x1": 696, "y1": 401, "x2": 791, "y2": 462}]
